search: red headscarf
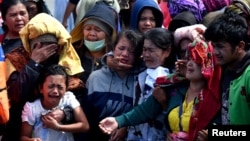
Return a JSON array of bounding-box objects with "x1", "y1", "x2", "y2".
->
[
  {"x1": 155, "y1": 37, "x2": 222, "y2": 141},
  {"x1": 187, "y1": 37, "x2": 221, "y2": 141}
]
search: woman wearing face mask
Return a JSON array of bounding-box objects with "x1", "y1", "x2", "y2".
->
[{"x1": 70, "y1": 1, "x2": 117, "y2": 100}]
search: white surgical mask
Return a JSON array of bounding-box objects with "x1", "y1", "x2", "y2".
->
[{"x1": 84, "y1": 39, "x2": 105, "y2": 52}]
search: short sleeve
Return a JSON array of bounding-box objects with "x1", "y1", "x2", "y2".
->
[
  {"x1": 21, "y1": 102, "x2": 36, "y2": 125},
  {"x1": 61, "y1": 91, "x2": 80, "y2": 109}
]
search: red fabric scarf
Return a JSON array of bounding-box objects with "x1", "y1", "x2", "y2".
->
[
  {"x1": 155, "y1": 37, "x2": 221, "y2": 141},
  {"x1": 188, "y1": 38, "x2": 221, "y2": 141}
]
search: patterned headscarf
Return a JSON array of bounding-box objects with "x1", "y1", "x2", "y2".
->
[
  {"x1": 226, "y1": 0, "x2": 250, "y2": 19},
  {"x1": 187, "y1": 37, "x2": 221, "y2": 141},
  {"x1": 155, "y1": 36, "x2": 222, "y2": 141},
  {"x1": 187, "y1": 38, "x2": 214, "y2": 84}
]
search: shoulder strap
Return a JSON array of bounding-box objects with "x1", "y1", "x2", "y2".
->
[{"x1": 178, "y1": 100, "x2": 183, "y2": 131}]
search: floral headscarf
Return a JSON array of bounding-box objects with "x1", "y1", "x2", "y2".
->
[
  {"x1": 155, "y1": 36, "x2": 222, "y2": 141},
  {"x1": 187, "y1": 37, "x2": 221, "y2": 141}
]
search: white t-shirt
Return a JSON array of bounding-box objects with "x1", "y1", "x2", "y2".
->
[{"x1": 22, "y1": 91, "x2": 79, "y2": 141}]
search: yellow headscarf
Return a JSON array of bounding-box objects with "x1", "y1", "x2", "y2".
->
[{"x1": 19, "y1": 13, "x2": 84, "y2": 75}]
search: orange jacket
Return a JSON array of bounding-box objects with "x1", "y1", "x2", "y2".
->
[{"x1": 0, "y1": 43, "x2": 10, "y2": 124}]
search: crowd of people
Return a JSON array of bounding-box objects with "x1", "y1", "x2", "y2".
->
[{"x1": 0, "y1": 0, "x2": 249, "y2": 141}]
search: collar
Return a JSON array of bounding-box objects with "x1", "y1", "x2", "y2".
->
[{"x1": 145, "y1": 66, "x2": 169, "y2": 88}]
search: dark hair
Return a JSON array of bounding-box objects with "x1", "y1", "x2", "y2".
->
[
  {"x1": 0, "y1": 0, "x2": 26, "y2": 20},
  {"x1": 138, "y1": 7, "x2": 163, "y2": 28},
  {"x1": 147, "y1": 7, "x2": 163, "y2": 28},
  {"x1": 24, "y1": 0, "x2": 51, "y2": 18},
  {"x1": 143, "y1": 28, "x2": 176, "y2": 71},
  {"x1": 168, "y1": 11, "x2": 197, "y2": 32},
  {"x1": 112, "y1": 29, "x2": 143, "y2": 64},
  {"x1": 200, "y1": 10, "x2": 224, "y2": 27},
  {"x1": 37, "y1": 64, "x2": 69, "y2": 88},
  {"x1": 0, "y1": 0, "x2": 27, "y2": 31},
  {"x1": 204, "y1": 11, "x2": 249, "y2": 51},
  {"x1": 31, "y1": 64, "x2": 68, "y2": 101}
]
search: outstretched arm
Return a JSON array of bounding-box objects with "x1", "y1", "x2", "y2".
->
[
  {"x1": 99, "y1": 117, "x2": 118, "y2": 134},
  {"x1": 99, "y1": 95, "x2": 163, "y2": 134},
  {"x1": 152, "y1": 86, "x2": 168, "y2": 109}
]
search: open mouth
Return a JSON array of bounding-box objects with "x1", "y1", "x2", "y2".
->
[
  {"x1": 16, "y1": 24, "x2": 24, "y2": 28},
  {"x1": 48, "y1": 95, "x2": 60, "y2": 99},
  {"x1": 186, "y1": 68, "x2": 194, "y2": 73},
  {"x1": 120, "y1": 58, "x2": 129, "y2": 64}
]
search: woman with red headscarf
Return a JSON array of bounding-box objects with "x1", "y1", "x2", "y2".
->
[{"x1": 98, "y1": 26, "x2": 222, "y2": 141}]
